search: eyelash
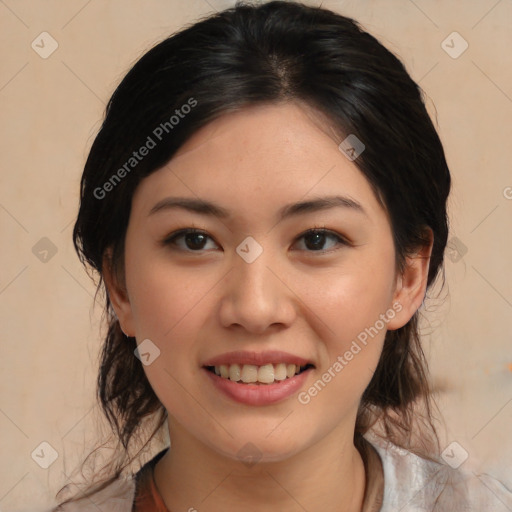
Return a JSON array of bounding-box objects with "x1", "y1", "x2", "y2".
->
[{"x1": 161, "y1": 226, "x2": 351, "y2": 255}]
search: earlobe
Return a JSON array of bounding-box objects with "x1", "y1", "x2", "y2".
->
[
  {"x1": 386, "y1": 229, "x2": 434, "y2": 331},
  {"x1": 102, "y1": 250, "x2": 136, "y2": 337}
]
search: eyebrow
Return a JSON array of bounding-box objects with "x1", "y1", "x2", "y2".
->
[{"x1": 148, "y1": 194, "x2": 367, "y2": 221}]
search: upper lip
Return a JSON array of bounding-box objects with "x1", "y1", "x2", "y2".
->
[{"x1": 202, "y1": 350, "x2": 315, "y2": 368}]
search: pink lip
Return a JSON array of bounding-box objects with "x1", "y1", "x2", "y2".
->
[
  {"x1": 203, "y1": 366, "x2": 313, "y2": 406},
  {"x1": 202, "y1": 350, "x2": 314, "y2": 367}
]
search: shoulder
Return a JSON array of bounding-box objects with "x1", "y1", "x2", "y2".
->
[
  {"x1": 45, "y1": 475, "x2": 136, "y2": 512},
  {"x1": 44, "y1": 448, "x2": 167, "y2": 512},
  {"x1": 364, "y1": 433, "x2": 512, "y2": 511}
]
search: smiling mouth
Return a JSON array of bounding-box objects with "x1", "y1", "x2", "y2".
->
[{"x1": 204, "y1": 363, "x2": 315, "y2": 385}]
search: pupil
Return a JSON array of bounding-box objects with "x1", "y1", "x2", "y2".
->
[
  {"x1": 187, "y1": 233, "x2": 206, "y2": 249},
  {"x1": 306, "y1": 232, "x2": 325, "y2": 250}
]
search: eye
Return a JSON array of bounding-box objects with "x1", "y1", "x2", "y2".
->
[
  {"x1": 292, "y1": 228, "x2": 350, "y2": 254},
  {"x1": 162, "y1": 228, "x2": 219, "y2": 252},
  {"x1": 162, "y1": 227, "x2": 350, "y2": 254}
]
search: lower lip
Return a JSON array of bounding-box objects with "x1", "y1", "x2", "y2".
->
[{"x1": 203, "y1": 368, "x2": 313, "y2": 406}]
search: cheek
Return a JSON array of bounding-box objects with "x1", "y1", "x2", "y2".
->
[
  {"x1": 124, "y1": 242, "x2": 212, "y2": 339},
  {"x1": 304, "y1": 258, "x2": 395, "y2": 341},
  {"x1": 123, "y1": 251, "x2": 213, "y2": 408},
  {"x1": 297, "y1": 253, "x2": 395, "y2": 397}
]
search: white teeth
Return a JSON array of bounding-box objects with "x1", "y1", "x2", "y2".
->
[
  {"x1": 274, "y1": 363, "x2": 287, "y2": 381},
  {"x1": 287, "y1": 363, "x2": 297, "y2": 378},
  {"x1": 220, "y1": 365, "x2": 229, "y2": 378},
  {"x1": 229, "y1": 363, "x2": 241, "y2": 381},
  {"x1": 258, "y1": 364, "x2": 274, "y2": 384},
  {"x1": 241, "y1": 364, "x2": 258, "y2": 383},
  {"x1": 212, "y1": 363, "x2": 310, "y2": 384}
]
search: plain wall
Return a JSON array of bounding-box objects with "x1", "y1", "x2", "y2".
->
[{"x1": 1, "y1": 0, "x2": 511, "y2": 509}]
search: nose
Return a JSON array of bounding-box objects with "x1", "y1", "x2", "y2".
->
[{"x1": 218, "y1": 242, "x2": 297, "y2": 334}]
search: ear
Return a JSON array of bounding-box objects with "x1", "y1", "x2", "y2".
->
[
  {"x1": 102, "y1": 249, "x2": 136, "y2": 337},
  {"x1": 386, "y1": 228, "x2": 434, "y2": 330}
]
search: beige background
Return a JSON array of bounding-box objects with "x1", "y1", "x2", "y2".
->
[{"x1": 1, "y1": 0, "x2": 511, "y2": 510}]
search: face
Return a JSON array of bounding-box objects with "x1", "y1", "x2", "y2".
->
[{"x1": 106, "y1": 102, "x2": 428, "y2": 464}]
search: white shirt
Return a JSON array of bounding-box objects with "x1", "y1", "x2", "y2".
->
[
  {"x1": 43, "y1": 433, "x2": 512, "y2": 511},
  {"x1": 367, "y1": 433, "x2": 512, "y2": 511}
]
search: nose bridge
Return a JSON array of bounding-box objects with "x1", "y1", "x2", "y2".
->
[
  {"x1": 219, "y1": 236, "x2": 293, "y2": 331},
  {"x1": 234, "y1": 235, "x2": 278, "y2": 303}
]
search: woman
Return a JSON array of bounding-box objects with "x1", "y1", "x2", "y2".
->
[{"x1": 51, "y1": 1, "x2": 512, "y2": 510}]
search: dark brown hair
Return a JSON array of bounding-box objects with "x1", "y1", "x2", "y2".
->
[{"x1": 56, "y1": 0, "x2": 451, "y2": 505}]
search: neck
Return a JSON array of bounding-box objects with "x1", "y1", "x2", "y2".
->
[{"x1": 154, "y1": 422, "x2": 367, "y2": 512}]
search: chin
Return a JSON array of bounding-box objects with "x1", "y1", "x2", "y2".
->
[{"x1": 205, "y1": 432, "x2": 307, "y2": 466}]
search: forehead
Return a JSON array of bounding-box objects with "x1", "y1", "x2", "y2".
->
[
  {"x1": 131, "y1": 102, "x2": 386, "y2": 226},
  {"x1": 172, "y1": 101, "x2": 344, "y2": 175}
]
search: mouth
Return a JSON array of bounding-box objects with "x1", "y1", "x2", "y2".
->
[
  {"x1": 201, "y1": 351, "x2": 316, "y2": 405},
  {"x1": 204, "y1": 363, "x2": 315, "y2": 385}
]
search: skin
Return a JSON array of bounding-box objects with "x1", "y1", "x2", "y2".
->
[{"x1": 104, "y1": 101, "x2": 433, "y2": 512}]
